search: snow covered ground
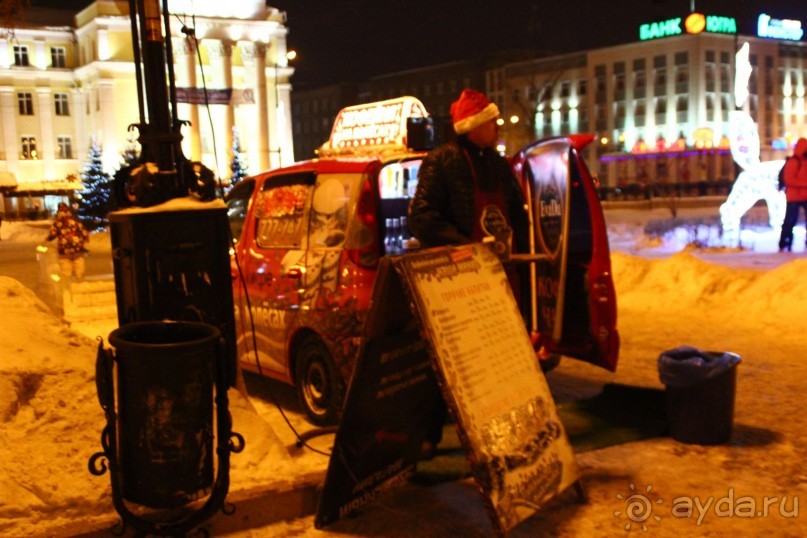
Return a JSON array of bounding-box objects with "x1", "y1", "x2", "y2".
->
[{"x1": 1, "y1": 203, "x2": 806, "y2": 537}]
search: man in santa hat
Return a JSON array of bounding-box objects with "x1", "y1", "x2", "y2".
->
[
  {"x1": 409, "y1": 89, "x2": 530, "y2": 458},
  {"x1": 409, "y1": 88, "x2": 528, "y2": 252}
]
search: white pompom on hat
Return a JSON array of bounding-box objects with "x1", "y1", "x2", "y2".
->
[{"x1": 450, "y1": 89, "x2": 500, "y2": 135}]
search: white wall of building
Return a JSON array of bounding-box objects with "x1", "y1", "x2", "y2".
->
[{"x1": 0, "y1": 0, "x2": 294, "y2": 191}]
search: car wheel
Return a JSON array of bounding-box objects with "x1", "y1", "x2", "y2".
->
[{"x1": 295, "y1": 337, "x2": 343, "y2": 426}]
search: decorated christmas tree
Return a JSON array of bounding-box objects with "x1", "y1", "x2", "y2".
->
[
  {"x1": 77, "y1": 139, "x2": 112, "y2": 231},
  {"x1": 229, "y1": 127, "x2": 248, "y2": 189}
]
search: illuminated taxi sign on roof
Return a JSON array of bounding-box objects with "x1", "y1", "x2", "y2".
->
[
  {"x1": 322, "y1": 96, "x2": 429, "y2": 156},
  {"x1": 758, "y1": 13, "x2": 804, "y2": 41},
  {"x1": 639, "y1": 13, "x2": 736, "y2": 41}
]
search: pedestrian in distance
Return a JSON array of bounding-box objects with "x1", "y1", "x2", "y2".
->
[
  {"x1": 778, "y1": 138, "x2": 807, "y2": 252},
  {"x1": 46, "y1": 202, "x2": 90, "y2": 281},
  {"x1": 408, "y1": 88, "x2": 530, "y2": 459}
]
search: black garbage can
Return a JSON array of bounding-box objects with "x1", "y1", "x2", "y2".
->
[
  {"x1": 658, "y1": 346, "x2": 741, "y2": 445},
  {"x1": 108, "y1": 321, "x2": 221, "y2": 508}
]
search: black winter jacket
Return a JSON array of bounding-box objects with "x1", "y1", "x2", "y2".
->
[{"x1": 408, "y1": 136, "x2": 529, "y2": 251}]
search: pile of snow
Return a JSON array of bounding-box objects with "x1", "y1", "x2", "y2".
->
[
  {"x1": 0, "y1": 278, "x2": 108, "y2": 533},
  {"x1": 0, "y1": 220, "x2": 52, "y2": 243},
  {"x1": 0, "y1": 275, "x2": 300, "y2": 537},
  {"x1": 614, "y1": 251, "x2": 807, "y2": 320}
]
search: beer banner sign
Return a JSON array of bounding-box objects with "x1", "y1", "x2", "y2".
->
[
  {"x1": 524, "y1": 139, "x2": 571, "y2": 342},
  {"x1": 316, "y1": 246, "x2": 579, "y2": 535},
  {"x1": 175, "y1": 87, "x2": 233, "y2": 105}
]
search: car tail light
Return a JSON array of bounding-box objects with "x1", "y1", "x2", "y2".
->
[{"x1": 347, "y1": 178, "x2": 380, "y2": 269}]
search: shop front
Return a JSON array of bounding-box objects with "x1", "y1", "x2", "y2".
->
[{"x1": 1, "y1": 176, "x2": 83, "y2": 220}]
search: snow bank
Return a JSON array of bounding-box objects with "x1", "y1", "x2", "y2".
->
[
  {"x1": 0, "y1": 277, "x2": 108, "y2": 533},
  {"x1": 612, "y1": 252, "x2": 807, "y2": 323},
  {"x1": 0, "y1": 220, "x2": 52, "y2": 243},
  {"x1": 0, "y1": 275, "x2": 294, "y2": 537},
  {"x1": 612, "y1": 252, "x2": 760, "y2": 306}
]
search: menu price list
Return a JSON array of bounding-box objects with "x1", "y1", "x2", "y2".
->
[{"x1": 411, "y1": 254, "x2": 543, "y2": 424}]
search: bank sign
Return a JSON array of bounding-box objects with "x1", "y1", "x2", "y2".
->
[
  {"x1": 639, "y1": 13, "x2": 737, "y2": 41},
  {"x1": 757, "y1": 13, "x2": 803, "y2": 41}
]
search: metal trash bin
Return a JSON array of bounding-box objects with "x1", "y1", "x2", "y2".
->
[
  {"x1": 658, "y1": 346, "x2": 741, "y2": 445},
  {"x1": 108, "y1": 321, "x2": 220, "y2": 508}
]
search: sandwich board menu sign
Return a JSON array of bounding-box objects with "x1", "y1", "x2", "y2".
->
[
  {"x1": 314, "y1": 259, "x2": 442, "y2": 528},
  {"x1": 316, "y1": 245, "x2": 579, "y2": 535}
]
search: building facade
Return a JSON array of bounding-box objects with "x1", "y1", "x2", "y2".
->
[
  {"x1": 493, "y1": 17, "x2": 806, "y2": 189},
  {"x1": 291, "y1": 82, "x2": 358, "y2": 162},
  {"x1": 0, "y1": 0, "x2": 294, "y2": 217}
]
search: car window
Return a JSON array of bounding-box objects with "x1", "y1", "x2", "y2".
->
[
  {"x1": 378, "y1": 159, "x2": 422, "y2": 199},
  {"x1": 309, "y1": 173, "x2": 360, "y2": 249},
  {"x1": 255, "y1": 175, "x2": 315, "y2": 249},
  {"x1": 225, "y1": 178, "x2": 255, "y2": 242},
  {"x1": 377, "y1": 158, "x2": 422, "y2": 254}
]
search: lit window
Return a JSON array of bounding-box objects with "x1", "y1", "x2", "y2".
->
[
  {"x1": 13, "y1": 45, "x2": 29, "y2": 67},
  {"x1": 578, "y1": 79, "x2": 587, "y2": 96},
  {"x1": 17, "y1": 92, "x2": 34, "y2": 115},
  {"x1": 50, "y1": 47, "x2": 66, "y2": 68},
  {"x1": 54, "y1": 93, "x2": 70, "y2": 116},
  {"x1": 635, "y1": 72, "x2": 646, "y2": 89},
  {"x1": 21, "y1": 136, "x2": 37, "y2": 159},
  {"x1": 57, "y1": 136, "x2": 73, "y2": 159}
]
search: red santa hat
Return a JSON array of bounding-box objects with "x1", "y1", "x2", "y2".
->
[{"x1": 450, "y1": 89, "x2": 500, "y2": 135}]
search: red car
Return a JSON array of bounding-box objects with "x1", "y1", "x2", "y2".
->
[{"x1": 227, "y1": 98, "x2": 618, "y2": 425}]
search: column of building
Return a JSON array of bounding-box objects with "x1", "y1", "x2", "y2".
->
[
  {"x1": 36, "y1": 88, "x2": 55, "y2": 179},
  {"x1": 241, "y1": 41, "x2": 269, "y2": 171},
  {"x1": 33, "y1": 38, "x2": 47, "y2": 69},
  {"x1": 0, "y1": 88, "x2": 19, "y2": 172},
  {"x1": 204, "y1": 39, "x2": 235, "y2": 179},
  {"x1": 267, "y1": 39, "x2": 293, "y2": 169},
  {"x1": 70, "y1": 89, "x2": 87, "y2": 166},
  {"x1": 275, "y1": 62, "x2": 294, "y2": 168},
  {"x1": 97, "y1": 80, "x2": 118, "y2": 173},
  {"x1": 174, "y1": 37, "x2": 202, "y2": 162}
]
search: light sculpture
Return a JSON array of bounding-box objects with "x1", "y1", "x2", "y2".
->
[{"x1": 719, "y1": 42, "x2": 786, "y2": 246}]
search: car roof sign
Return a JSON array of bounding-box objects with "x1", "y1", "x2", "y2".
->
[{"x1": 318, "y1": 96, "x2": 429, "y2": 158}]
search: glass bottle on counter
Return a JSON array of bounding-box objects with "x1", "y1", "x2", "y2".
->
[
  {"x1": 390, "y1": 218, "x2": 401, "y2": 254},
  {"x1": 399, "y1": 216, "x2": 408, "y2": 250},
  {"x1": 384, "y1": 218, "x2": 394, "y2": 253}
]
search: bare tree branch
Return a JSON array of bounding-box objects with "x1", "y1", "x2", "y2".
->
[{"x1": 0, "y1": 0, "x2": 29, "y2": 41}]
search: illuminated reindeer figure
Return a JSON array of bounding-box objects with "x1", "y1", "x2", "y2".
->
[{"x1": 719, "y1": 42, "x2": 786, "y2": 246}]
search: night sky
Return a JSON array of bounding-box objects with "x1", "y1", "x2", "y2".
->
[{"x1": 29, "y1": 0, "x2": 804, "y2": 89}]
